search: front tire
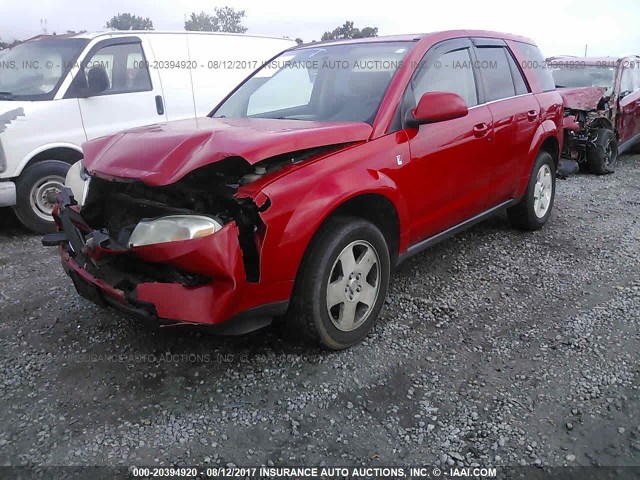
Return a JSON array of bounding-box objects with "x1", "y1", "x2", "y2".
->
[
  {"x1": 507, "y1": 151, "x2": 556, "y2": 231},
  {"x1": 13, "y1": 160, "x2": 70, "y2": 234},
  {"x1": 287, "y1": 216, "x2": 391, "y2": 350},
  {"x1": 587, "y1": 128, "x2": 618, "y2": 175}
]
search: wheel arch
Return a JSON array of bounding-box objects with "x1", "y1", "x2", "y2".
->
[
  {"x1": 263, "y1": 186, "x2": 405, "y2": 291},
  {"x1": 515, "y1": 127, "x2": 560, "y2": 198},
  {"x1": 282, "y1": 191, "x2": 401, "y2": 322},
  {"x1": 538, "y1": 135, "x2": 560, "y2": 165},
  {"x1": 322, "y1": 193, "x2": 401, "y2": 267},
  {"x1": 15, "y1": 144, "x2": 83, "y2": 178}
]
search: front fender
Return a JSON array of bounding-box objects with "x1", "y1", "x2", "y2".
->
[{"x1": 253, "y1": 133, "x2": 411, "y2": 284}]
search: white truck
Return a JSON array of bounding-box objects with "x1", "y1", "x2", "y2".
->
[{"x1": 0, "y1": 31, "x2": 296, "y2": 232}]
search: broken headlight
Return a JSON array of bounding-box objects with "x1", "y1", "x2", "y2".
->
[{"x1": 128, "y1": 215, "x2": 223, "y2": 248}]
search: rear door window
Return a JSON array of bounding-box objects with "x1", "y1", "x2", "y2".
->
[{"x1": 474, "y1": 47, "x2": 516, "y2": 102}]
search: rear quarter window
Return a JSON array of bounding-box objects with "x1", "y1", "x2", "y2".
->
[{"x1": 513, "y1": 41, "x2": 556, "y2": 92}]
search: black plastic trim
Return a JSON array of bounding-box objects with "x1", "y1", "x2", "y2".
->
[{"x1": 397, "y1": 199, "x2": 517, "y2": 265}]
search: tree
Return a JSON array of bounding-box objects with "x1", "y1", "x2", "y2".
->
[
  {"x1": 295, "y1": 38, "x2": 303, "y2": 45},
  {"x1": 106, "y1": 13, "x2": 154, "y2": 30},
  {"x1": 0, "y1": 39, "x2": 21, "y2": 50},
  {"x1": 321, "y1": 21, "x2": 378, "y2": 41},
  {"x1": 185, "y1": 6, "x2": 247, "y2": 33},
  {"x1": 214, "y1": 6, "x2": 247, "y2": 33},
  {"x1": 357, "y1": 27, "x2": 378, "y2": 38},
  {"x1": 185, "y1": 12, "x2": 216, "y2": 32}
]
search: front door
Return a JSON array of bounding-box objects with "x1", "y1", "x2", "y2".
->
[
  {"x1": 404, "y1": 38, "x2": 495, "y2": 243},
  {"x1": 70, "y1": 37, "x2": 166, "y2": 141}
]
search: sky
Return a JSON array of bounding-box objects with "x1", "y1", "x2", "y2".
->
[{"x1": 1, "y1": 0, "x2": 638, "y2": 58}]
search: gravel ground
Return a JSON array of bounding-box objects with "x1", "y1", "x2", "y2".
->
[{"x1": 0, "y1": 154, "x2": 639, "y2": 471}]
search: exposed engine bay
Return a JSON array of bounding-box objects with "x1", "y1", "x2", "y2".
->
[
  {"x1": 83, "y1": 145, "x2": 342, "y2": 239},
  {"x1": 72, "y1": 144, "x2": 347, "y2": 283},
  {"x1": 559, "y1": 87, "x2": 618, "y2": 176}
]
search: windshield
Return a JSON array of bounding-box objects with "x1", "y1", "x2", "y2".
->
[
  {"x1": 550, "y1": 65, "x2": 616, "y2": 96},
  {"x1": 0, "y1": 38, "x2": 89, "y2": 100},
  {"x1": 212, "y1": 42, "x2": 414, "y2": 124}
]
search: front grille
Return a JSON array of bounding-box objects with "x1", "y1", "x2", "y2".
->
[{"x1": 103, "y1": 254, "x2": 211, "y2": 289}]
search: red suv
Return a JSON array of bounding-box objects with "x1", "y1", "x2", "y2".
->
[
  {"x1": 547, "y1": 56, "x2": 640, "y2": 174},
  {"x1": 44, "y1": 31, "x2": 563, "y2": 349}
]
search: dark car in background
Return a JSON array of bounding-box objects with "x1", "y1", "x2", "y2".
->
[{"x1": 547, "y1": 56, "x2": 640, "y2": 174}]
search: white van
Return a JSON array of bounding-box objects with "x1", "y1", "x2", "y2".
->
[{"x1": 0, "y1": 31, "x2": 295, "y2": 232}]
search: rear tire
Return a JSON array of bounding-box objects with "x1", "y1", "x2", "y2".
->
[
  {"x1": 13, "y1": 160, "x2": 70, "y2": 234},
  {"x1": 507, "y1": 151, "x2": 556, "y2": 231},
  {"x1": 286, "y1": 216, "x2": 390, "y2": 350},
  {"x1": 587, "y1": 128, "x2": 618, "y2": 174}
]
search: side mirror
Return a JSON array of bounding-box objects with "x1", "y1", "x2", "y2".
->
[
  {"x1": 407, "y1": 91, "x2": 469, "y2": 127},
  {"x1": 86, "y1": 66, "x2": 109, "y2": 96}
]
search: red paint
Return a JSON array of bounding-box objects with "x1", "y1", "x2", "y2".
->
[
  {"x1": 562, "y1": 115, "x2": 581, "y2": 132},
  {"x1": 412, "y1": 91, "x2": 469, "y2": 124},
  {"x1": 557, "y1": 87, "x2": 607, "y2": 111},
  {"x1": 82, "y1": 118, "x2": 372, "y2": 186},
  {"x1": 55, "y1": 30, "x2": 564, "y2": 327},
  {"x1": 618, "y1": 90, "x2": 640, "y2": 145},
  {"x1": 548, "y1": 55, "x2": 640, "y2": 146}
]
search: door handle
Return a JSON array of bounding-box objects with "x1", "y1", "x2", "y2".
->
[
  {"x1": 473, "y1": 123, "x2": 489, "y2": 137},
  {"x1": 155, "y1": 95, "x2": 165, "y2": 115},
  {"x1": 527, "y1": 110, "x2": 538, "y2": 121}
]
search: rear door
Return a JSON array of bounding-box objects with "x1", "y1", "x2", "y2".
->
[
  {"x1": 70, "y1": 37, "x2": 166, "y2": 141},
  {"x1": 404, "y1": 38, "x2": 496, "y2": 243},
  {"x1": 617, "y1": 62, "x2": 640, "y2": 146},
  {"x1": 472, "y1": 38, "x2": 540, "y2": 206}
]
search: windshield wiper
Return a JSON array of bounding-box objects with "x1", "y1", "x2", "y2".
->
[{"x1": 0, "y1": 91, "x2": 14, "y2": 100}]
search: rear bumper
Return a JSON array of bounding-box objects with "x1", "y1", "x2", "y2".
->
[
  {"x1": 47, "y1": 188, "x2": 291, "y2": 333},
  {"x1": 0, "y1": 180, "x2": 16, "y2": 207}
]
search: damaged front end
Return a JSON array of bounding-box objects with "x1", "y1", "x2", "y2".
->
[
  {"x1": 558, "y1": 87, "x2": 618, "y2": 176},
  {"x1": 42, "y1": 145, "x2": 343, "y2": 332}
]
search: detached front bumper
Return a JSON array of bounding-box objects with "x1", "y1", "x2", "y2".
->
[{"x1": 43, "y1": 188, "x2": 291, "y2": 334}]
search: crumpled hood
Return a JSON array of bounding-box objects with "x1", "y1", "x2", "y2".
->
[
  {"x1": 82, "y1": 117, "x2": 373, "y2": 186},
  {"x1": 558, "y1": 86, "x2": 608, "y2": 111}
]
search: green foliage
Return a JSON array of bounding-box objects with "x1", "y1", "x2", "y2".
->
[
  {"x1": 185, "y1": 6, "x2": 248, "y2": 33},
  {"x1": 185, "y1": 12, "x2": 216, "y2": 32},
  {"x1": 106, "y1": 13, "x2": 154, "y2": 30},
  {"x1": 0, "y1": 39, "x2": 22, "y2": 50},
  {"x1": 321, "y1": 21, "x2": 379, "y2": 41}
]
